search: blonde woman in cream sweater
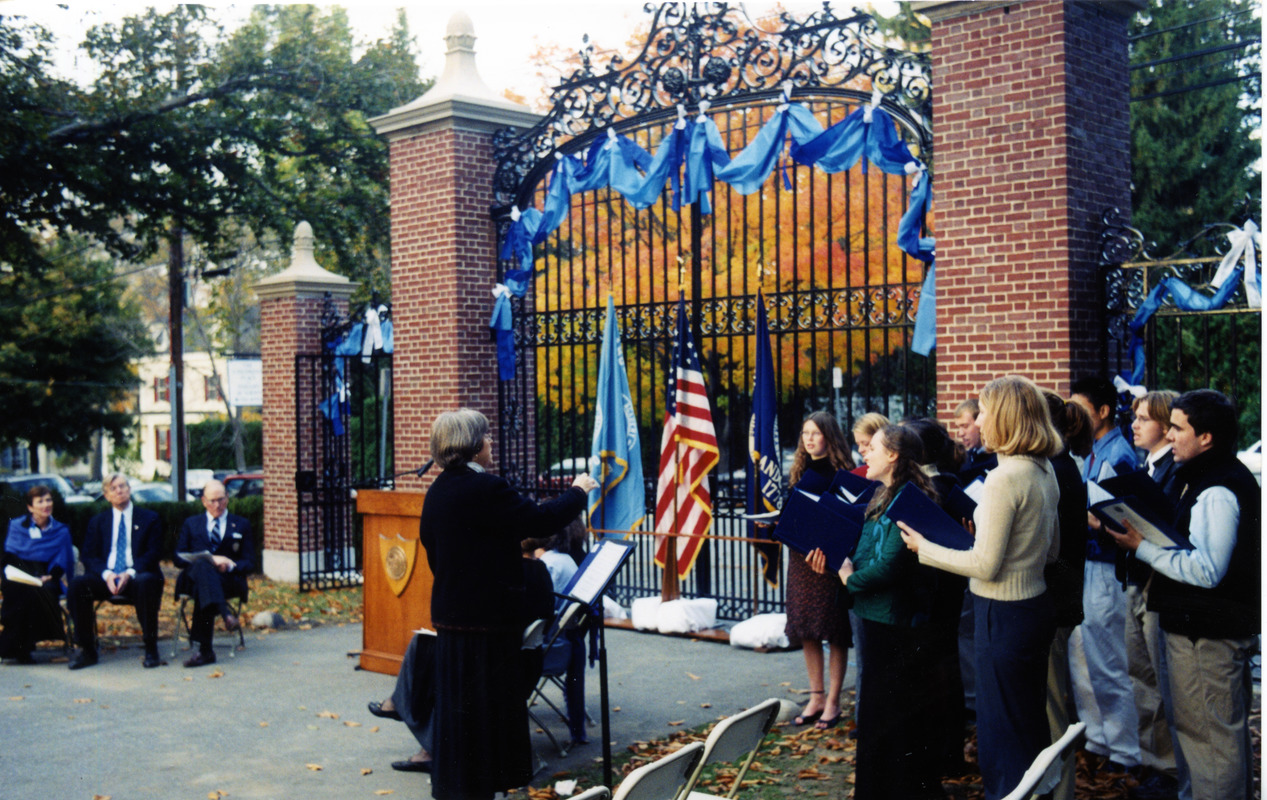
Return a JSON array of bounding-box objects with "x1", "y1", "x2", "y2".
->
[{"x1": 899, "y1": 375, "x2": 1062, "y2": 800}]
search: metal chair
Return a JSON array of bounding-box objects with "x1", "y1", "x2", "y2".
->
[
  {"x1": 527, "y1": 601, "x2": 590, "y2": 756},
  {"x1": 678, "y1": 698, "x2": 782, "y2": 800},
  {"x1": 1000, "y1": 721, "x2": 1087, "y2": 800},
  {"x1": 612, "y1": 741, "x2": 706, "y2": 800},
  {"x1": 170, "y1": 572, "x2": 247, "y2": 658}
]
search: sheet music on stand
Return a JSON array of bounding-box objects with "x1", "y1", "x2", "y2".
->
[{"x1": 562, "y1": 537, "x2": 636, "y2": 606}]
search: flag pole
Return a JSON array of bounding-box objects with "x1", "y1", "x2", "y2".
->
[{"x1": 662, "y1": 437, "x2": 681, "y2": 602}]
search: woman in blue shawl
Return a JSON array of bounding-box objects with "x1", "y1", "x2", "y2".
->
[{"x1": 0, "y1": 485, "x2": 74, "y2": 663}]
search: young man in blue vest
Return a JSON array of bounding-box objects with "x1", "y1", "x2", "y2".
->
[{"x1": 1109, "y1": 389, "x2": 1260, "y2": 800}]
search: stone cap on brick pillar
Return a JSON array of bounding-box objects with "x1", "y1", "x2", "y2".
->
[
  {"x1": 912, "y1": 0, "x2": 1144, "y2": 22},
  {"x1": 255, "y1": 220, "x2": 358, "y2": 302},
  {"x1": 369, "y1": 10, "x2": 541, "y2": 139}
]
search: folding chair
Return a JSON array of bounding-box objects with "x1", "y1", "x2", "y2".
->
[
  {"x1": 528, "y1": 601, "x2": 591, "y2": 754},
  {"x1": 612, "y1": 741, "x2": 705, "y2": 800},
  {"x1": 170, "y1": 573, "x2": 247, "y2": 658},
  {"x1": 678, "y1": 698, "x2": 782, "y2": 800},
  {"x1": 570, "y1": 787, "x2": 611, "y2": 800},
  {"x1": 1000, "y1": 721, "x2": 1087, "y2": 800}
]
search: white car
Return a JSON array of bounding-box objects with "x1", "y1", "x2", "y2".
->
[
  {"x1": 1237, "y1": 440, "x2": 1261, "y2": 485},
  {"x1": 3, "y1": 473, "x2": 95, "y2": 503}
]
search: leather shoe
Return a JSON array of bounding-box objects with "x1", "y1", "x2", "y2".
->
[
  {"x1": 68, "y1": 650, "x2": 98, "y2": 670},
  {"x1": 222, "y1": 613, "x2": 240, "y2": 632},
  {"x1": 183, "y1": 651, "x2": 216, "y2": 668},
  {"x1": 368, "y1": 700, "x2": 402, "y2": 721},
  {"x1": 143, "y1": 652, "x2": 167, "y2": 669},
  {"x1": 391, "y1": 759, "x2": 432, "y2": 773}
]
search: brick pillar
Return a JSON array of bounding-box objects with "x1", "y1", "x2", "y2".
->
[
  {"x1": 919, "y1": 0, "x2": 1139, "y2": 415},
  {"x1": 370, "y1": 12, "x2": 541, "y2": 491},
  {"x1": 255, "y1": 222, "x2": 357, "y2": 582}
]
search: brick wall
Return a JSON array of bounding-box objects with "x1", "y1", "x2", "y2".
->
[
  {"x1": 259, "y1": 293, "x2": 346, "y2": 556},
  {"x1": 930, "y1": 0, "x2": 1132, "y2": 416},
  {"x1": 388, "y1": 122, "x2": 501, "y2": 491}
]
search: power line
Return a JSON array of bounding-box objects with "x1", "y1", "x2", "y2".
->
[{"x1": 0, "y1": 259, "x2": 166, "y2": 312}]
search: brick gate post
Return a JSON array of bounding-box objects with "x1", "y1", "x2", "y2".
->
[
  {"x1": 917, "y1": 0, "x2": 1140, "y2": 413},
  {"x1": 370, "y1": 12, "x2": 541, "y2": 491},
  {"x1": 255, "y1": 221, "x2": 357, "y2": 582}
]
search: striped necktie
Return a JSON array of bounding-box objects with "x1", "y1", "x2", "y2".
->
[{"x1": 114, "y1": 514, "x2": 128, "y2": 571}]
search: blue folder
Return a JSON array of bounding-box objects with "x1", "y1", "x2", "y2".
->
[
  {"x1": 773, "y1": 486, "x2": 867, "y2": 571},
  {"x1": 827, "y1": 469, "x2": 879, "y2": 505},
  {"x1": 885, "y1": 483, "x2": 975, "y2": 551}
]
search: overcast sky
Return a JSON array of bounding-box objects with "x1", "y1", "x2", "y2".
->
[{"x1": 3, "y1": 2, "x2": 898, "y2": 107}]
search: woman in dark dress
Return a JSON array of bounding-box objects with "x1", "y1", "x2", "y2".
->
[
  {"x1": 783, "y1": 411, "x2": 854, "y2": 728},
  {"x1": 419, "y1": 408, "x2": 597, "y2": 800},
  {"x1": 0, "y1": 485, "x2": 74, "y2": 663}
]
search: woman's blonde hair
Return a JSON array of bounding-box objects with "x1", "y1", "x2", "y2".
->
[
  {"x1": 979, "y1": 376, "x2": 1061, "y2": 458},
  {"x1": 851, "y1": 412, "x2": 889, "y2": 444},
  {"x1": 431, "y1": 408, "x2": 490, "y2": 468}
]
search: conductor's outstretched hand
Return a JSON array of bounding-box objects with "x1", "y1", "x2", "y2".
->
[{"x1": 573, "y1": 474, "x2": 600, "y2": 492}]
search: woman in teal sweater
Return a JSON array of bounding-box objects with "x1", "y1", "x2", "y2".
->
[{"x1": 809, "y1": 424, "x2": 944, "y2": 799}]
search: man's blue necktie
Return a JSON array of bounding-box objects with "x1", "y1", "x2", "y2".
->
[
  {"x1": 114, "y1": 515, "x2": 128, "y2": 572},
  {"x1": 211, "y1": 517, "x2": 222, "y2": 548}
]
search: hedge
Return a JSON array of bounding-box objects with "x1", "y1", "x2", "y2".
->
[{"x1": 5, "y1": 494, "x2": 265, "y2": 575}]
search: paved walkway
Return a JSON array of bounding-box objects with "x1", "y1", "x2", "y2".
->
[{"x1": 3, "y1": 623, "x2": 833, "y2": 799}]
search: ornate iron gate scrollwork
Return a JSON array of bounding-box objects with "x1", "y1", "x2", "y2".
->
[{"x1": 492, "y1": 3, "x2": 935, "y2": 620}]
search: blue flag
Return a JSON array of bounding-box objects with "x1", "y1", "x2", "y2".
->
[
  {"x1": 589, "y1": 296, "x2": 646, "y2": 534},
  {"x1": 748, "y1": 292, "x2": 783, "y2": 587}
]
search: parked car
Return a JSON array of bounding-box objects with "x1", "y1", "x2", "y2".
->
[
  {"x1": 535, "y1": 457, "x2": 595, "y2": 492},
  {"x1": 131, "y1": 482, "x2": 196, "y2": 503},
  {"x1": 1, "y1": 473, "x2": 95, "y2": 503},
  {"x1": 224, "y1": 472, "x2": 264, "y2": 498},
  {"x1": 186, "y1": 469, "x2": 216, "y2": 498},
  {"x1": 1237, "y1": 440, "x2": 1261, "y2": 486}
]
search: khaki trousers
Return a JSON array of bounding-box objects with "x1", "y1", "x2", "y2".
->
[
  {"x1": 1163, "y1": 632, "x2": 1255, "y2": 800},
  {"x1": 1125, "y1": 583, "x2": 1175, "y2": 772}
]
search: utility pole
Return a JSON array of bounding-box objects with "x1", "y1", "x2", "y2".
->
[{"x1": 169, "y1": 228, "x2": 186, "y2": 500}]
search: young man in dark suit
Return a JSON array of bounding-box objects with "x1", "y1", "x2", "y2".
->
[
  {"x1": 67, "y1": 473, "x2": 166, "y2": 669},
  {"x1": 173, "y1": 479, "x2": 253, "y2": 667}
]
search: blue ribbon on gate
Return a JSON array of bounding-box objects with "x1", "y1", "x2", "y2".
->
[{"x1": 494, "y1": 97, "x2": 938, "y2": 378}]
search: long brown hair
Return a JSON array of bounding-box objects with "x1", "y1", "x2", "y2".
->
[
  {"x1": 866, "y1": 425, "x2": 938, "y2": 518},
  {"x1": 789, "y1": 411, "x2": 854, "y2": 486}
]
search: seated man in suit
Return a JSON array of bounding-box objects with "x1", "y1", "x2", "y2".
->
[
  {"x1": 68, "y1": 473, "x2": 166, "y2": 669},
  {"x1": 173, "y1": 479, "x2": 253, "y2": 667}
]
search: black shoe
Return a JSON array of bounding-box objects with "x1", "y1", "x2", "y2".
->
[
  {"x1": 1131, "y1": 772, "x2": 1179, "y2": 800},
  {"x1": 143, "y1": 651, "x2": 167, "y2": 669},
  {"x1": 7, "y1": 652, "x2": 36, "y2": 665},
  {"x1": 68, "y1": 649, "x2": 98, "y2": 670},
  {"x1": 391, "y1": 759, "x2": 432, "y2": 773},
  {"x1": 183, "y1": 651, "x2": 216, "y2": 668},
  {"x1": 368, "y1": 700, "x2": 402, "y2": 721}
]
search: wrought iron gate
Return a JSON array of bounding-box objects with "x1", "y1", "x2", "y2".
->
[
  {"x1": 1100, "y1": 209, "x2": 1261, "y2": 448},
  {"x1": 492, "y1": 4, "x2": 935, "y2": 620},
  {"x1": 294, "y1": 297, "x2": 394, "y2": 591}
]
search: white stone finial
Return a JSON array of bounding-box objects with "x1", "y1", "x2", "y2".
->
[
  {"x1": 291, "y1": 221, "x2": 321, "y2": 273},
  {"x1": 254, "y1": 220, "x2": 354, "y2": 299},
  {"x1": 369, "y1": 9, "x2": 540, "y2": 137}
]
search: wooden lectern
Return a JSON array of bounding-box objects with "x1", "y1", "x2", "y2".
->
[{"x1": 358, "y1": 489, "x2": 431, "y2": 675}]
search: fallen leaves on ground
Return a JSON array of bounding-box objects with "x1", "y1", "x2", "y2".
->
[
  {"x1": 305, "y1": 763, "x2": 322, "y2": 771},
  {"x1": 316, "y1": 710, "x2": 340, "y2": 720},
  {"x1": 360, "y1": 768, "x2": 373, "y2": 776},
  {"x1": 73, "y1": 698, "x2": 93, "y2": 704},
  {"x1": 209, "y1": 669, "x2": 224, "y2": 678},
  {"x1": 344, "y1": 720, "x2": 361, "y2": 727}
]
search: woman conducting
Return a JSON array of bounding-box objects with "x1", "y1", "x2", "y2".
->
[
  {"x1": 783, "y1": 411, "x2": 855, "y2": 729},
  {"x1": 0, "y1": 485, "x2": 74, "y2": 663},
  {"x1": 899, "y1": 376, "x2": 1062, "y2": 799},
  {"x1": 420, "y1": 409, "x2": 598, "y2": 800}
]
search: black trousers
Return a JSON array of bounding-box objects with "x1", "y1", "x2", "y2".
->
[
  {"x1": 0, "y1": 577, "x2": 65, "y2": 657},
  {"x1": 180, "y1": 560, "x2": 245, "y2": 652},
  {"x1": 68, "y1": 571, "x2": 165, "y2": 651}
]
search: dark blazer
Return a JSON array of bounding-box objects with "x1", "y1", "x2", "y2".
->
[
  {"x1": 174, "y1": 513, "x2": 255, "y2": 576},
  {"x1": 420, "y1": 465, "x2": 587, "y2": 633},
  {"x1": 81, "y1": 505, "x2": 163, "y2": 578}
]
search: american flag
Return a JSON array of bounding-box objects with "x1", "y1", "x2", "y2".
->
[{"x1": 654, "y1": 299, "x2": 719, "y2": 578}]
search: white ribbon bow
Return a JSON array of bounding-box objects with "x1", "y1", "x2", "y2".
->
[
  {"x1": 675, "y1": 104, "x2": 688, "y2": 130},
  {"x1": 361, "y1": 304, "x2": 386, "y2": 364},
  {"x1": 863, "y1": 87, "x2": 883, "y2": 123},
  {"x1": 1211, "y1": 219, "x2": 1261, "y2": 308},
  {"x1": 904, "y1": 159, "x2": 927, "y2": 188},
  {"x1": 1112, "y1": 375, "x2": 1147, "y2": 400},
  {"x1": 492, "y1": 283, "x2": 510, "y2": 300}
]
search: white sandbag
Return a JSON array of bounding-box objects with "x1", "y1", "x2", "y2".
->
[
  {"x1": 630, "y1": 596, "x2": 662, "y2": 630},
  {"x1": 727, "y1": 612, "x2": 789, "y2": 650},
  {"x1": 602, "y1": 595, "x2": 628, "y2": 620},
  {"x1": 656, "y1": 597, "x2": 717, "y2": 634}
]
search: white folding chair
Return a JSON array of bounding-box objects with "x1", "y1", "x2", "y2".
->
[
  {"x1": 612, "y1": 741, "x2": 705, "y2": 800},
  {"x1": 1000, "y1": 721, "x2": 1087, "y2": 800},
  {"x1": 570, "y1": 787, "x2": 612, "y2": 800},
  {"x1": 679, "y1": 698, "x2": 781, "y2": 800}
]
